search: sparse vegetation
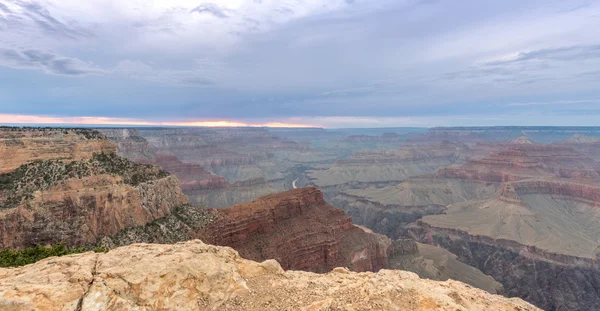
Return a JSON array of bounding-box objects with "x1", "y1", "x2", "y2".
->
[
  {"x1": 0, "y1": 126, "x2": 106, "y2": 140},
  {"x1": 0, "y1": 152, "x2": 169, "y2": 209},
  {"x1": 0, "y1": 243, "x2": 108, "y2": 268},
  {"x1": 105, "y1": 204, "x2": 217, "y2": 247}
]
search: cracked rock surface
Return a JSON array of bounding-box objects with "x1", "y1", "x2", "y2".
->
[{"x1": 0, "y1": 240, "x2": 540, "y2": 311}]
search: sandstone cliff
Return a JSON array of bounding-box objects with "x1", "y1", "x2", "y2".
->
[
  {"x1": 0, "y1": 128, "x2": 189, "y2": 249},
  {"x1": 0, "y1": 240, "x2": 540, "y2": 311},
  {"x1": 0, "y1": 153, "x2": 189, "y2": 249},
  {"x1": 0, "y1": 127, "x2": 116, "y2": 174}
]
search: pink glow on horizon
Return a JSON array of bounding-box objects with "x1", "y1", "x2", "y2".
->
[{"x1": 0, "y1": 114, "x2": 319, "y2": 128}]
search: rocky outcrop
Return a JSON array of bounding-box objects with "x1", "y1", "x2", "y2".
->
[
  {"x1": 0, "y1": 173, "x2": 188, "y2": 249},
  {"x1": 0, "y1": 127, "x2": 116, "y2": 173},
  {"x1": 198, "y1": 187, "x2": 391, "y2": 272},
  {"x1": 0, "y1": 240, "x2": 540, "y2": 311},
  {"x1": 0, "y1": 128, "x2": 189, "y2": 249}
]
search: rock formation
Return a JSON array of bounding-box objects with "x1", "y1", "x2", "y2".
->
[
  {"x1": 0, "y1": 128, "x2": 188, "y2": 249},
  {"x1": 0, "y1": 127, "x2": 116, "y2": 173},
  {"x1": 199, "y1": 187, "x2": 391, "y2": 272},
  {"x1": 0, "y1": 240, "x2": 540, "y2": 311}
]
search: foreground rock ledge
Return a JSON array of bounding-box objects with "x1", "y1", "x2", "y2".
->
[{"x1": 0, "y1": 240, "x2": 539, "y2": 311}]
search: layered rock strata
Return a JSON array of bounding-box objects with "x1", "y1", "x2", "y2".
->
[{"x1": 0, "y1": 127, "x2": 115, "y2": 173}]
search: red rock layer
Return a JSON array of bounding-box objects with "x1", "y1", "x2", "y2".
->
[
  {"x1": 198, "y1": 187, "x2": 391, "y2": 272},
  {"x1": 506, "y1": 180, "x2": 600, "y2": 207},
  {"x1": 438, "y1": 144, "x2": 599, "y2": 182}
]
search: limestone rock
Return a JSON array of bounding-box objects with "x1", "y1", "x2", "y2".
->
[{"x1": 0, "y1": 240, "x2": 540, "y2": 311}]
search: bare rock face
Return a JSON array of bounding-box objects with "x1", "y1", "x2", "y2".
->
[
  {"x1": 0, "y1": 128, "x2": 189, "y2": 249},
  {"x1": 0, "y1": 240, "x2": 540, "y2": 311},
  {"x1": 0, "y1": 127, "x2": 116, "y2": 173},
  {"x1": 198, "y1": 187, "x2": 391, "y2": 272},
  {"x1": 0, "y1": 174, "x2": 188, "y2": 249}
]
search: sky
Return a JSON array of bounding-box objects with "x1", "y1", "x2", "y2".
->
[{"x1": 0, "y1": 0, "x2": 599, "y2": 128}]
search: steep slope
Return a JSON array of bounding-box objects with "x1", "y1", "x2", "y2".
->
[
  {"x1": 0, "y1": 240, "x2": 540, "y2": 311},
  {"x1": 0, "y1": 128, "x2": 188, "y2": 249},
  {"x1": 198, "y1": 187, "x2": 390, "y2": 273},
  {"x1": 0, "y1": 127, "x2": 116, "y2": 173}
]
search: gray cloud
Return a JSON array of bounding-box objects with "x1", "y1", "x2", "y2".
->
[
  {"x1": 178, "y1": 76, "x2": 215, "y2": 86},
  {"x1": 0, "y1": 48, "x2": 104, "y2": 75},
  {"x1": 190, "y1": 3, "x2": 229, "y2": 18},
  {"x1": 114, "y1": 59, "x2": 216, "y2": 86},
  {"x1": 488, "y1": 45, "x2": 600, "y2": 65},
  {"x1": 1, "y1": 0, "x2": 600, "y2": 126},
  {"x1": 506, "y1": 99, "x2": 599, "y2": 107},
  {"x1": 6, "y1": 0, "x2": 92, "y2": 40}
]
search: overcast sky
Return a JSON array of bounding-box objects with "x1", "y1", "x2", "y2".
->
[{"x1": 0, "y1": 0, "x2": 599, "y2": 128}]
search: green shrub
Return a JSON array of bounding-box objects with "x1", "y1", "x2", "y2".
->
[{"x1": 0, "y1": 243, "x2": 108, "y2": 268}]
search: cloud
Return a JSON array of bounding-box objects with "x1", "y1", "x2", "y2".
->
[
  {"x1": 506, "y1": 99, "x2": 600, "y2": 107},
  {"x1": 1, "y1": 0, "x2": 600, "y2": 126},
  {"x1": 0, "y1": 114, "x2": 317, "y2": 128},
  {"x1": 488, "y1": 45, "x2": 600, "y2": 65},
  {"x1": 0, "y1": 2, "x2": 12, "y2": 13},
  {"x1": 8, "y1": 0, "x2": 93, "y2": 40},
  {"x1": 0, "y1": 48, "x2": 104, "y2": 75},
  {"x1": 190, "y1": 3, "x2": 230, "y2": 18},
  {"x1": 114, "y1": 59, "x2": 215, "y2": 86}
]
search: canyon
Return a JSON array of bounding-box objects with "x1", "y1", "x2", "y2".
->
[
  {"x1": 3, "y1": 125, "x2": 600, "y2": 310},
  {"x1": 309, "y1": 128, "x2": 600, "y2": 310}
]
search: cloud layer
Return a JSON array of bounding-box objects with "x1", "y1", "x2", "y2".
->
[{"x1": 1, "y1": 0, "x2": 599, "y2": 127}]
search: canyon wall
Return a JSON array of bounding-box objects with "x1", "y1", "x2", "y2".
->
[
  {"x1": 101, "y1": 128, "x2": 297, "y2": 208},
  {"x1": 409, "y1": 224, "x2": 600, "y2": 311},
  {"x1": 0, "y1": 174, "x2": 187, "y2": 249},
  {"x1": 0, "y1": 128, "x2": 189, "y2": 249}
]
